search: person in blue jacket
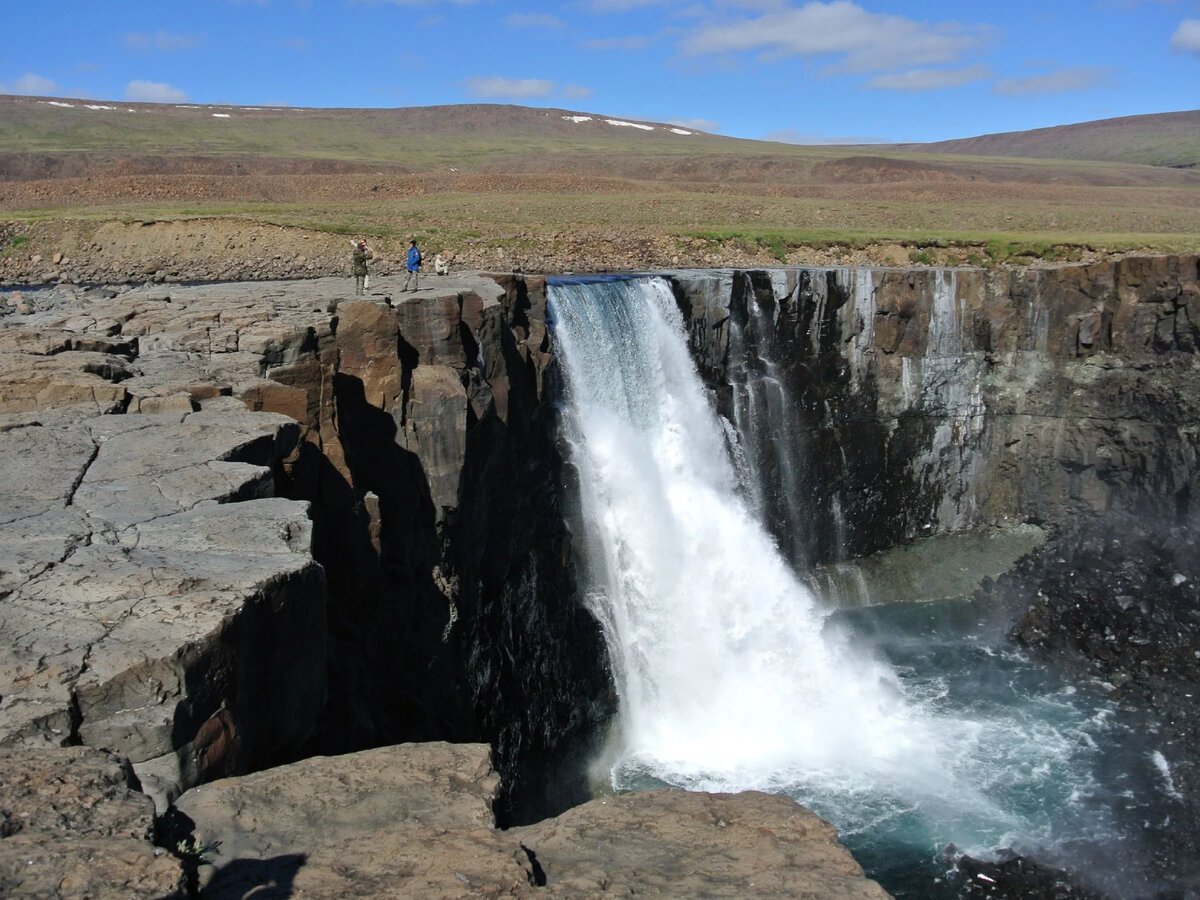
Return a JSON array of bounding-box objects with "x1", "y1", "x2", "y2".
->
[{"x1": 403, "y1": 238, "x2": 423, "y2": 292}]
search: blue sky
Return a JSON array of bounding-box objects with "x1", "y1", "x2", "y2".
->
[{"x1": 2, "y1": 0, "x2": 1198, "y2": 143}]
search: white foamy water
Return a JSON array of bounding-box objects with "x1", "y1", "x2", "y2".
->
[
  {"x1": 549, "y1": 276, "x2": 1130, "y2": 873},
  {"x1": 554, "y1": 280, "x2": 969, "y2": 794}
]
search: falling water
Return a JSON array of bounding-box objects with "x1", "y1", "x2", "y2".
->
[
  {"x1": 549, "y1": 275, "x2": 1153, "y2": 896},
  {"x1": 727, "y1": 275, "x2": 808, "y2": 564}
]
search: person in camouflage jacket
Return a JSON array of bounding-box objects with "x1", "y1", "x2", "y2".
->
[{"x1": 350, "y1": 239, "x2": 373, "y2": 295}]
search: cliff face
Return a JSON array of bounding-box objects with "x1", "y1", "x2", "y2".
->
[
  {"x1": 0, "y1": 336, "x2": 326, "y2": 813},
  {"x1": 673, "y1": 257, "x2": 1200, "y2": 567},
  {"x1": 0, "y1": 272, "x2": 612, "y2": 826},
  {"x1": 667, "y1": 258, "x2": 1200, "y2": 892},
  {"x1": 2, "y1": 257, "x2": 1195, "y2": 852},
  {"x1": 444, "y1": 274, "x2": 616, "y2": 824}
]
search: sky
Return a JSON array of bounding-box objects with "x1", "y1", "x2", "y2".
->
[{"x1": 2, "y1": 0, "x2": 1199, "y2": 143}]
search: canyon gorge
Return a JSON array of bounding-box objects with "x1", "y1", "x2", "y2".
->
[{"x1": 0, "y1": 253, "x2": 1197, "y2": 898}]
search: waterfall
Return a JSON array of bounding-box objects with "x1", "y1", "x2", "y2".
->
[
  {"x1": 726, "y1": 275, "x2": 807, "y2": 564},
  {"x1": 550, "y1": 276, "x2": 959, "y2": 796},
  {"x1": 549, "y1": 275, "x2": 1126, "y2": 877}
]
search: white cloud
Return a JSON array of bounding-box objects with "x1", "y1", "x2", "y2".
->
[
  {"x1": 681, "y1": 1, "x2": 988, "y2": 73},
  {"x1": 125, "y1": 80, "x2": 188, "y2": 102},
  {"x1": 584, "y1": 35, "x2": 651, "y2": 50},
  {"x1": 761, "y1": 128, "x2": 888, "y2": 144},
  {"x1": 670, "y1": 117, "x2": 721, "y2": 132},
  {"x1": 993, "y1": 66, "x2": 1115, "y2": 95},
  {"x1": 867, "y1": 64, "x2": 990, "y2": 91},
  {"x1": 0, "y1": 73, "x2": 59, "y2": 96},
  {"x1": 466, "y1": 76, "x2": 556, "y2": 99},
  {"x1": 505, "y1": 13, "x2": 565, "y2": 29},
  {"x1": 123, "y1": 31, "x2": 201, "y2": 51},
  {"x1": 563, "y1": 84, "x2": 594, "y2": 99},
  {"x1": 1171, "y1": 19, "x2": 1200, "y2": 56}
]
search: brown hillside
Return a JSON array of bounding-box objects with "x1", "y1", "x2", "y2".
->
[
  {"x1": 2, "y1": 96, "x2": 1199, "y2": 273},
  {"x1": 903, "y1": 110, "x2": 1200, "y2": 168}
]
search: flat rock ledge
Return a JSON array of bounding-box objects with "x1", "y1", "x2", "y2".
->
[
  {"x1": 0, "y1": 403, "x2": 325, "y2": 813},
  {"x1": 0, "y1": 745, "x2": 186, "y2": 897},
  {"x1": 173, "y1": 741, "x2": 889, "y2": 899},
  {"x1": 0, "y1": 273, "x2": 508, "y2": 813}
]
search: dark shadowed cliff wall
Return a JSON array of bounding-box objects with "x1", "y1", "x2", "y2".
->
[
  {"x1": 671, "y1": 258, "x2": 1199, "y2": 567},
  {"x1": 263, "y1": 274, "x2": 615, "y2": 824}
]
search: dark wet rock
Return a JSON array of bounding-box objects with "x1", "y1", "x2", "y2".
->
[
  {"x1": 451, "y1": 273, "x2": 616, "y2": 824},
  {"x1": 672, "y1": 257, "x2": 1200, "y2": 570},
  {"x1": 1007, "y1": 519, "x2": 1200, "y2": 694},
  {"x1": 947, "y1": 849, "x2": 1103, "y2": 899},
  {"x1": 993, "y1": 514, "x2": 1200, "y2": 897}
]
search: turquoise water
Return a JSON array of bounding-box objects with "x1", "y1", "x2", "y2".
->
[
  {"x1": 614, "y1": 596, "x2": 1161, "y2": 898},
  {"x1": 823, "y1": 598, "x2": 1149, "y2": 897}
]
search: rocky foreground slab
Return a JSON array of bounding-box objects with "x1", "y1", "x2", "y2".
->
[
  {"x1": 1, "y1": 741, "x2": 888, "y2": 898},
  {"x1": 0, "y1": 746, "x2": 185, "y2": 897},
  {"x1": 172, "y1": 742, "x2": 888, "y2": 899}
]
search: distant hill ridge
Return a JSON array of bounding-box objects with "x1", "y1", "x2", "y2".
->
[
  {"x1": 2, "y1": 94, "x2": 1198, "y2": 164},
  {"x1": 0, "y1": 94, "x2": 1197, "y2": 186},
  {"x1": 903, "y1": 110, "x2": 1200, "y2": 169}
]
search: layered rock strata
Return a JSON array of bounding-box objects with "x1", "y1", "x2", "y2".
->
[
  {"x1": 4, "y1": 257, "x2": 1194, "y2": 895},
  {"x1": 673, "y1": 256, "x2": 1200, "y2": 569},
  {"x1": 0, "y1": 401, "x2": 323, "y2": 809}
]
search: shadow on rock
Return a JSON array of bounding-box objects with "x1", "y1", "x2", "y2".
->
[
  {"x1": 288, "y1": 371, "x2": 476, "y2": 757},
  {"x1": 202, "y1": 854, "x2": 307, "y2": 899}
]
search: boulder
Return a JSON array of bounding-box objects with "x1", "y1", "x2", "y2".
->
[
  {"x1": 175, "y1": 743, "x2": 889, "y2": 899},
  {"x1": 0, "y1": 350, "x2": 130, "y2": 415},
  {"x1": 0, "y1": 746, "x2": 184, "y2": 897}
]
